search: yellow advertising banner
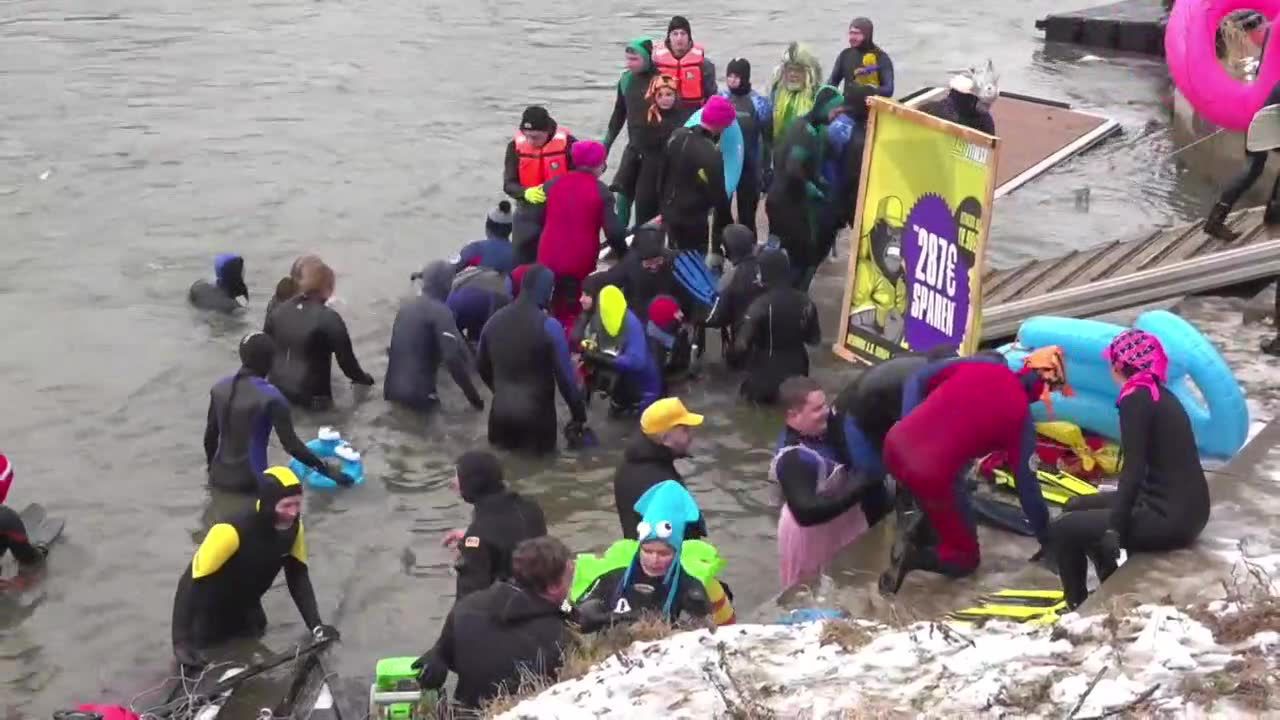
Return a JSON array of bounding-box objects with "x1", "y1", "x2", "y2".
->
[{"x1": 834, "y1": 97, "x2": 1000, "y2": 365}]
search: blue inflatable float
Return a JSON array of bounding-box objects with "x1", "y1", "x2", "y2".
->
[
  {"x1": 288, "y1": 427, "x2": 365, "y2": 489},
  {"x1": 684, "y1": 109, "x2": 744, "y2": 195},
  {"x1": 998, "y1": 311, "x2": 1248, "y2": 458}
]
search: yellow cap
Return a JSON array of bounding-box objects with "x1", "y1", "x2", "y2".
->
[{"x1": 641, "y1": 397, "x2": 705, "y2": 435}]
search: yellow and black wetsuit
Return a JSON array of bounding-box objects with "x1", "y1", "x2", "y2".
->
[{"x1": 171, "y1": 467, "x2": 322, "y2": 654}]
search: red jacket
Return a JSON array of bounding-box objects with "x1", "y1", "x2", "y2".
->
[{"x1": 536, "y1": 171, "x2": 626, "y2": 281}]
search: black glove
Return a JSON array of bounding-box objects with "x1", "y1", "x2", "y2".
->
[
  {"x1": 312, "y1": 624, "x2": 341, "y2": 643},
  {"x1": 1028, "y1": 544, "x2": 1058, "y2": 575},
  {"x1": 410, "y1": 651, "x2": 448, "y2": 689},
  {"x1": 321, "y1": 460, "x2": 355, "y2": 487},
  {"x1": 354, "y1": 372, "x2": 376, "y2": 386},
  {"x1": 174, "y1": 643, "x2": 209, "y2": 671},
  {"x1": 564, "y1": 421, "x2": 598, "y2": 450},
  {"x1": 573, "y1": 598, "x2": 614, "y2": 633},
  {"x1": 470, "y1": 397, "x2": 485, "y2": 412}
]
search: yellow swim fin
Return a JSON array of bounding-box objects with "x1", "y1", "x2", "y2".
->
[
  {"x1": 991, "y1": 469, "x2": 1072, "y2": 506},
  {"x1": 949, "y1": 600, "x2": 1066, "y2": 623},
  {"x1": 1036, "y1": 469, "x2": 1099, "y2": 497}
]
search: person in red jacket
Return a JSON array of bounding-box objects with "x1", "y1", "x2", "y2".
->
[
  {"x1": 878, "y1": 348, "x2": 1071, "y2": 594},
  {"x1": 534, "y1": 140, "x2": 629, "y2": 334}
]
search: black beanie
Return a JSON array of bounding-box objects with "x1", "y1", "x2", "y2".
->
[
  {"x1": 520, "y1": 106, "x2": 553, "y2": 133},
  {"x1": 667, "y1": 15, "x2": 692, "y2": 39},
  {"x1": 727, "y1": 58, "x2": 751, "y2": 84},
  {"x1": 239, "y1": 332, "x2": 276, "y2": 377},
  {"x1": 485, "y1": 200, "x2": 514, "y2": 240},
  {"x1": 456, "y1": 450, "x2": 505, "y2": 503}
]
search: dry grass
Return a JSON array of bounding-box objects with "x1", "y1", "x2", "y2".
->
[
  {"x1": 1181, "y1": 652, "x2": 1277, "y2": 712},
  {"x1": 819, "y1": 618, "x2": 874, "y2": 653},
  {"x1": 479, "y1": 617, "x2": 682, "y2": 718}
]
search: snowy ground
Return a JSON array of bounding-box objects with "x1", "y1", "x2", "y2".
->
[{"x1": 499, "y1": 594, "x2": 1279, "y2": 719}]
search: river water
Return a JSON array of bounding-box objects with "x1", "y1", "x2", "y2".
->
[{"x1": 0, "y1": 1, "x2": 1242, "y2": 716}]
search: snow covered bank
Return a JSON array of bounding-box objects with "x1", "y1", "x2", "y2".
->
[{"x1": 497, "y1": 596, "x2": 1279, "y2": 718}]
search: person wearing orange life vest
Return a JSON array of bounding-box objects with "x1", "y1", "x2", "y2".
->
[
  {"x1": 652, "y1": 16, "x2": 718, "y2": 117},
  {"x1": 503, "y1": 106, "x2": 578, "y2": 264}
]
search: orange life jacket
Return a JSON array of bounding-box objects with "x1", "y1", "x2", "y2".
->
[
  {"x1": 514, "y1": 128, "x2": 571, "y2": 188},
  {"x1": 653, "y1": 44, "x2": 707, "y2": 103}
]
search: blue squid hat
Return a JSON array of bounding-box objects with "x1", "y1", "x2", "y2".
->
[{"x1": 619, "y1": 479, "x2": 702, "y2": 617}]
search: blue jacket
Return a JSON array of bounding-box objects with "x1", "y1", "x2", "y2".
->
[
  {"x1": 610, "y1": 310, "x2": 663, "y2": 412},
  {"x1": 453, "y1": 236, "x2": 516, "y2": 276}
]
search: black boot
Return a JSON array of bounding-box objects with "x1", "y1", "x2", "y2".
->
[{"x1": 1204, "y1": 202, "x2": 1241, "y2": 241}]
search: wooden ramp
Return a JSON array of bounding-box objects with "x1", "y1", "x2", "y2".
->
[
  {"x1": 979, "y1": 207, "x2": 1280, "y2": 341},
  {"x1": 901, "y1": 88, "x2": 1120, "y2": 197}
]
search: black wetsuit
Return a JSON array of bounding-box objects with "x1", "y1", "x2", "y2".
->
[
  {"x1": 612, "y1": 434, "x2": 708, "y2": 540},
  {"x1": 264, "y1": 295, "x2": 374, "y2": 409},
  {"x1": 717, "y1": 86, "x2": 772, "y2": 234},
  {"x1": 576, "y1": 565, "x2": 711, "y2": 632},
  {"x1": 417, "y1": 581, "x2": 568, "y2": 712},
  {"x1": 604, "y1": 47, "x2": 659, "y2": 226},
  {"x1": 659, "y1": 126, "x2": 731, "y2": 254},
  {"x1": 171, "y1": 470, "x2": 323, "y2": 656},
  {"x1": 630, "y1": 107, "x2": 685, "y2": 227},
  {"x1": 920, "y1": 92, "x2": 995, "y2": 135},
  {"x1": 583, "y1": 228, "x2": 696, "y2": 322},
  {"x1": 476, "y1": 265, "x2": 587, "y2": 454},
  {"x1": 735, "y1": 251, "x2": 821, "y2": 404},
  {"x1": 705, "y1": 226, "x2": 766, "y2": 368},
  {"x1": 0, "y1": 505, "x2": 43, "y2": 569},
  {"x1": 834, "y1": 354, "x2": 929, "y2": 450},
  {"x1": 1049, "y1": 383, "x2": 1211, "y2": 608},
  {"x1": 454, "y1": 472, "x2": 548, "y2": 600},
  {"x1": 774, "y1": 426, "x2": 871, "y2": 527},
  {"x1": 189, "y1": 254, "x2": 248, "y2": 314},
  {"x1": 203, "y1": 371, "x2": 327, "y2": 493},
  {"x1": 386, "y1": 261, "x2": 484, "y2": 412}
]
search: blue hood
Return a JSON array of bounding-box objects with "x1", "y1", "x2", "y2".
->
[
  {"x1": 214, "y1": 253, "x2": 248, "y2": 298},
  {"x1": 619, "y1": 480, "x2": 703, "y2": 617},
  {"x1": 519, "y1": 264, "x2": 555, "y2": 309}
]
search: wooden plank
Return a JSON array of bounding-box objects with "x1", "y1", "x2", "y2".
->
[{"x1": 981, "y1": 259, "x2": 1043, "y2": 304}]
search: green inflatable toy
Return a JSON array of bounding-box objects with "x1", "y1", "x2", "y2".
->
[{"x1": 569, "y1": 538, "x2": 726, "y2": 603}]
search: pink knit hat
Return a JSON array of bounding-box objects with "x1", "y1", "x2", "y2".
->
[
  {"x1": 700, "y1": 96, "x2": 736, "y2": 130},
  {"x1": 571, "y1": 140, "x2": 607, "y2": 169},
  {"x1": 0, "y1": 454, "x2": 12, "y2": 504}
]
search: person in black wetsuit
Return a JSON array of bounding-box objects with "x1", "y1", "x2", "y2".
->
[
  {"x1": 828, "y1": 17, "x2": 895, "y2": 100},
  {"x1": 264, "y1": 254, "x2": 322, "y2": 325},
  {"x1": 385, "y1": 261, "x2": 485, "y2": 413},
  {"x1": 583, "y1": 226, "x2": 694, "y2": 323},
  {"x1": 765, "y1": 85, "x2": 846, "y2": 290},
  {"x1": 264, "y1": 260, "x2": 375, "y2": 409},
  {"x1": 171, "y1": 466, "x2": 339, "y2": 670},
  {"x1": 612, "y1": 397, "x2": 708, "y2": 540},
  {"x1": 717, "y1": 58, "x2": 773, "y2": 234},
  {"x1": 1205, "y1": 83, "x2": 1280, "y2": 240},
  {"x1": 440, "y1": 450, "x2": 548, "y2": 600},
  {"x1": 833, "y1": 353, "x2": 929, "y2": 454},
  {"x1": 624, "y1": 74, "x2": 686, "y2": 227},
  {"x1": 0, "y1": 454, "x2": 49, "y2": 574},
  {"x1": 204, "y1": 332, "x2": 350, "y2": 494},
  {"x1": 659, "y1": 95, "x2": 736, "y2": 255},
  {"x1": 412, "y1": 536, "x2": 573, "y2": 714},
  {"x1": 735, "y1": 249, "x2": 821, "y2": 404},
  {"x1": 189, "y1": 254, "x2": 248, "y2": 314},
  {"x1": 705, "y1": 224, "x2": 765, "y2": 368},
  {"x1": 476, "y1": 264, "x2": 590, "y2": 454},
  {"x1": 603, "y1": 38, "x2": 660, "y2": 228},
  {"x1": 1049, "y1": 330, "x2": 1211, "y2": 609}
]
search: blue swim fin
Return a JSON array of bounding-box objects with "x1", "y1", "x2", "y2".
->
[{"x1": 672, "y1": 251, "x2": 718, "y2": 307}]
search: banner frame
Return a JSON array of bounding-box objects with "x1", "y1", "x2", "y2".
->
[{"x1": 832, "y1": 96, "x2": 1002, "y2": 365}]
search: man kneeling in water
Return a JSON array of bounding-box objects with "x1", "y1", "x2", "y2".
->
[{"x1": 171, "y1": 467, "x2": 339, "y2": 670}]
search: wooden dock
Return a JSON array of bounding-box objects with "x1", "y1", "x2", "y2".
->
[
  {"x1": 1035, "y1": 0, "x2": 1169, "y2": 57},
  {"x1": 979, "y1": 207, "x2": 1280, "y2": 340},
  {"x1": 902, "y1": 89, "x2": 1120, "y2": 197}
]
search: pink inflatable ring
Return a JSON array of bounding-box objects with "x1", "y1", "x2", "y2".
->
[{"x1": 1166, "y1": 1, "x2": 1280, "y2": 131}]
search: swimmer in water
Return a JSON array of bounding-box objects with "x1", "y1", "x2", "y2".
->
[
  {"x1": 170, "y1": 466, "x2": 339, "y2": 670},
  {"x1": 189, "y1": 254, "x2": 248, "y2": 314},
  {"x1": 204, "y1": 332, "x2": 352, "y2": 493}
]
